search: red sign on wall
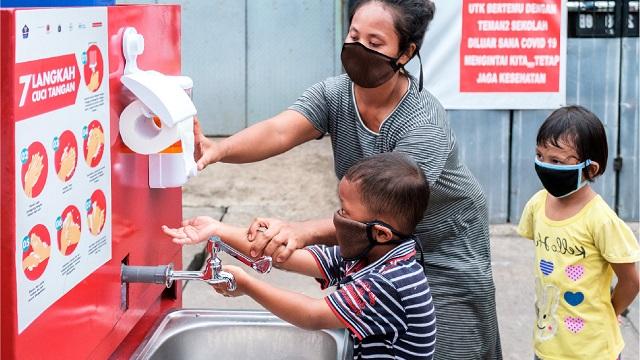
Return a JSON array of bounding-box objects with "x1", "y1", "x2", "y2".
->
[
  {"x1": 14, "y1": 54, "x2": 81, "y2": 121},
  {"x1": 460, "y1": 0, "x2": 562, "y2": 92}
]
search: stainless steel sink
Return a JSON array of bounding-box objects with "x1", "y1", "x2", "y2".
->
[{"x1": 131, "y1": 309, "x2": 353, "y2": 360}]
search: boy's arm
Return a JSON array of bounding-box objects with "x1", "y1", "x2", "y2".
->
[
  {"x1": 611, "y1": 262, "x2": 640, "y2": 316},
  {"x1": 163, "y1": 218, "x2": 324, "y2": 278},
  {"x1": 219, "y1": 266, "x2": 343, "y2": 331}
]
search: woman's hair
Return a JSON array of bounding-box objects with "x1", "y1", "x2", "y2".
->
[
  {"x1": 343, "y1": 152, "x2": 430, "y2": 234},
  {"x1": 348, "y1": 0, "x2": 436, "y2": 58},
  {"x1": 536, "y1": 105, "x2": 608, "y2": 180}
]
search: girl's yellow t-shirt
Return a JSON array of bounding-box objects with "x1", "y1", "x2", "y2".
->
[{"x1": 518, "y1": 190, "x2": 640, "y2": 360}]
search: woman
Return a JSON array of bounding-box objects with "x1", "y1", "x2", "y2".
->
[{"x1": 195, "y1": 0, "x2": 502, "y2": 358}]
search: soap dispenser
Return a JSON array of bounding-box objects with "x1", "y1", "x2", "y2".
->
[{"x1": 118, "y1": 27, "x2": 198, "y2": 188}]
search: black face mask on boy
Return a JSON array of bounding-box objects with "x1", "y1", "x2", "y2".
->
[{"x1": 333, "y1": 210, "x2": 415, "y2": 262}]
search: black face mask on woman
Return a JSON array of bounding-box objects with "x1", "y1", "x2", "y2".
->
[{"x1": 341, "y1": 42, "x2": 424, "y2": 91}]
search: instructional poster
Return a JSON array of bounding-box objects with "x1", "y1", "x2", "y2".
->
[
  {"x1": 14, "y1": 7, "x2": 111, "y2": 333},
  {"x1": 460, "y1": 0, "x2": 562, "y2": 92},
  {"x1": 416, "y1": 0, "x2": 567, "y2": 109}
]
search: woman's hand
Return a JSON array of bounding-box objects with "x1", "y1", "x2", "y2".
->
[
  {"x1": 246, "y1": 217, "x2": 307, "y2": 263},
  {"x1": 162, "y1": 216, "x2": 221, "y2": 245},
  {"x1": 194, "y1": 117, "x2": 223, "y2": 170}
]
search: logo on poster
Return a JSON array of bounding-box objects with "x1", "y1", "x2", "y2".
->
[
  {"x1": 22, "y1": 25, "x2": 29, "y2": 39},
  {"x1": 15, "y1": 54, "x2": 81, "y2": 121}
]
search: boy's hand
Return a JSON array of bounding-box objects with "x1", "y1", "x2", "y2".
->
[
  {"x1": 162, "y1": 216, "x2": 220, "y2": 245},
  {"x1": 212, "y1": 265, "x2": 249, "y2": 297}
]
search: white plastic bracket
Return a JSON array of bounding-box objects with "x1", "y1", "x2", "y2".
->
[{"x1": 123, "y1": 27, "x2": 144, "y2": 76}]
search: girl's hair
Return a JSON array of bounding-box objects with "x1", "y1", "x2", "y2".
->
[
  {"x1": 537, "y1": 105, "x2": 608, "y2": 181},
  {"x1": 343, "y1": 152, "x2": 430, "y2": 234},
  {"x1": 348, "y1": 0, "x2": 436, "y2": 58}
]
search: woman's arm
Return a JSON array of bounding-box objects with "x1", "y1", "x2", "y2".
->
[
  {"x1": 196, "y1": 110, "x2": 322, "y2": 169},
  {"x1": 214, "y1": 222, "x2": 323, "y2": 278},
  {"x1": 246, "y1": 217, "x2": 337, "y2": 262},
  {"x1": 611, "y1": 262, "x2": 640, "y2": 316}
]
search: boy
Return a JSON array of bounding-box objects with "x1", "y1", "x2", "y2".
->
[{"x1": 163, "y1": 152, "x2": 436, "y2": 359}]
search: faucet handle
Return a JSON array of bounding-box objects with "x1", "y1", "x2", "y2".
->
[
  {"x1": 211, "y1": 236, "x2": 273, "y2": 274},
  {"x1": 251, "y1": 257, "x2": 273, "y2": 274},
  {"x1": 208, "y1": 236, "x2": 221, "y2": 255}
]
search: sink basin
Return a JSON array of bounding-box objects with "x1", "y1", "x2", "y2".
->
[{"x1": 131, "y1": 309, "x2": 353, "y2": 360}]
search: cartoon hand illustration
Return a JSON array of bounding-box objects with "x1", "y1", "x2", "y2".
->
[
  {"x1": 535, "y1": 277, "x2": 560, "y2": 341},
  {"x1": 22, "y1": 252, "x2": 41, "y2": 271},
  {"x1": 60, "y1": 213, "x2": 81, "y2": 255},
  {"x1": 87, "y1": 70, "x2": 101, "y2": 92},
  {"x1": 22, "y1": 233, "x2": 50, "y2": 271},
  {"x1": 57, "y1": 146, "x2": 76, "y2": 181},
  {"x1": 88, "y1": 202, "x2": 105, "y2": 235},
  {"x1": 24, "y1": 152, "x2": 44, "y2": 198},
  {"x1": 85, "y1": 127, "x2": 104, "y2": 166}
]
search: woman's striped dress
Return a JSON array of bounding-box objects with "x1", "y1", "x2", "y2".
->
[{"x1": 289, "y1": 74, "x2": 503, "y2": 359}]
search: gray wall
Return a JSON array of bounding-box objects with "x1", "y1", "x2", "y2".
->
[
  {"x1": 246, "y1": 1, "x2": 340, "y2": 125},
  {"x1": 118, "y1": 0, "x2": 342, "y2": 134},
  {"x1": 448, "y1": 111, "x2": 511, "y2": 223},
  {"x1": 619, "y1": 37, "x2": 640, "y2": 221},
  {"x1": 116, "y1": 1, "x2": 639, "y2": 223}
]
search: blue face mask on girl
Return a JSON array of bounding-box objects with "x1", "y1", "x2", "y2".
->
[{"x1": 534, "y1": 158, "x2": 592, "y2": 198}]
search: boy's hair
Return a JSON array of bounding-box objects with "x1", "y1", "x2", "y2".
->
[
  {"x1": 343, "y1": 152, "x2": 430, "y2": 234},
  {"x1": 537, "y1": 105, "x2": 608, "y2": 181}
]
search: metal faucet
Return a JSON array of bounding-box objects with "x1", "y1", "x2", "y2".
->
[
  {"x1": 166, "y1": 236, "x2": 237, "y2": 290},
  {"x1": 121, "y1": 237, "x2": 272, "y2": 291},
  {"x1": 121, "y1": 237, "x2": 235, "y2": 290}
]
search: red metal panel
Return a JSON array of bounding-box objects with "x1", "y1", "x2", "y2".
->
[
  {"x1": 1, "y1": 9, "x2": 18, "y2": 360},
  {"x1": 2, "y1": 5, "x2": 183, "y2": 359}
]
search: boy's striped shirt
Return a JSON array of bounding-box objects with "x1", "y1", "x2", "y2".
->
[{"x1": 307, "y1": 240, "x2": 436, "y2": 359}]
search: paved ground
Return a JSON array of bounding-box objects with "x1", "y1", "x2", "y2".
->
[{"x1": 181, "y1": 137, "x2": 639, "y2": 360}]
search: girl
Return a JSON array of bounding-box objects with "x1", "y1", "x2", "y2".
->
[{"x1": 518, "y1": 105, "x2": 640, "y2": 359}]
